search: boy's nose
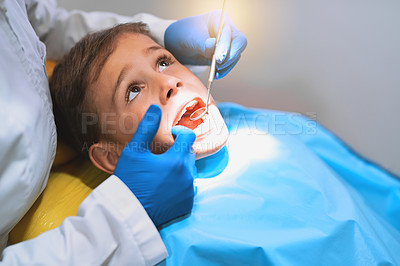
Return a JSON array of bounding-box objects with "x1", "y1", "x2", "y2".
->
[{"x1": 159, "y1": 75, "x2": 183, "y2": 104}]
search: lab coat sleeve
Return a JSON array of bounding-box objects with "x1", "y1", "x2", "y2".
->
[
  {"x1": 25, "y1": 0, "x2": 175, "y2": 60},
  {"x1": 0, "y1": 175, "x2": 168, "y2": 265}
]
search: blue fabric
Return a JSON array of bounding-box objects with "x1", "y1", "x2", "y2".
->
[{"x1": 159, "y1": 103, "x2": 400, "y2": 265}]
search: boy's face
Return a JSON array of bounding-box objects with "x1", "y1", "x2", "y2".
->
[{"x1": 89, "y1": 33, "x2": 228, "y2": 170}]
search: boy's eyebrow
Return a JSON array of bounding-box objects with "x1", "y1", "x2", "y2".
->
[
  {"x1": 113, "y1": 64, "x2": 130, "y2": 103},
  {"x1": 145, "y1": 45, "x2": 165, "y2": 54}
]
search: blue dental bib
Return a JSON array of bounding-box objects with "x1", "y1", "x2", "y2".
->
[{"x1": 159, "y1": 103, "x2": 400, "y2": 265}]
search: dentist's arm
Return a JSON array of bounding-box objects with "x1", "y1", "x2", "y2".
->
[
  {"x1": 26, "y1": 0, "x2": 174, "y2": 60},
  {"x1": 26, "y1": 0, "x2": 247, "y2": 77},
  {"x1": 1, "y1": 175, "x2": 167, "y2": 265}
]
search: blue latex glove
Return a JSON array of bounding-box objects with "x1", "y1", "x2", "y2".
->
[
  {"x1": 165, "y1": 10, "x2": 247, "y2": 79},
  {"x1": 114, "y1": 105, "x2": 197, "y2": 227}
]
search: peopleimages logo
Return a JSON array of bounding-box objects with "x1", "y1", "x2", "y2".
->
[
  {"x1": 81, "y1": 111, "x2": 318, "y2": 136},
  {"x1": 221, "y1": 111, "x2": 318, "y2": 136},
  {"x1": 80, "y1": 110, "x2": 318, "y2": 152}
]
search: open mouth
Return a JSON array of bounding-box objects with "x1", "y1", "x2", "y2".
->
[
  {"x1": 173, "y1": 97, "x2": 207, "y2": 130},
  {"x1": 172, "y1": 97, "x2": 229, "y2": 159}
]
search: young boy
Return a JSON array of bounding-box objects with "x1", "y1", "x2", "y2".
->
[
  {"x1": 50, "y1": 22, "x2": 400, "y2": 265},
  {"x1": 50, "y1": 22, "x2": 229, "y2": 174}
]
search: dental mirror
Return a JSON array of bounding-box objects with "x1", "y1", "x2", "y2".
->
[
  {"x1": 189, "y1": 0, "x2": 227, "y2": 121},
  {"x1": 189, "y1": 90, "x2": 211, "y2": 121}
]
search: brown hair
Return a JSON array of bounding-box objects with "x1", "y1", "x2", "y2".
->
[{"x1": 50, "y1": 22, "x2": 152, "y2": 156}]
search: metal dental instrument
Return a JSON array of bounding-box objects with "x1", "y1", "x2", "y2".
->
[{"x1": 190, "y1": 0, "x2": 227, "y2": 121}]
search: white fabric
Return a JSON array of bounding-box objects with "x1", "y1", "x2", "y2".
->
[
  {"x1": 1, "y1": 176, "x2": 167, "y2": 265},
  {"x1": 26, "y1": 0, "x2": 174, "y2": 60},
  {"x1": 0, "y1": 0, "x2": 168, "y2": 264}
]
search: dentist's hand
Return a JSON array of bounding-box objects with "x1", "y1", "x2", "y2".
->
[
  {"x1": 165, "y1": 10, "x2": 247, "y2": 79},
  {"x1": 114, "y1": 105, "x2": 197, "y2": 227}
]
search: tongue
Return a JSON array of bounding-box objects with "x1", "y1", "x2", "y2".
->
[{"x1": 176, "y1": 110, "x2": 203, "y2": 130}]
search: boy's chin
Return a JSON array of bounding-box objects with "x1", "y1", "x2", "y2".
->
[{"x1": 192, "y1": 105, "x2": 229, "y2": 160}]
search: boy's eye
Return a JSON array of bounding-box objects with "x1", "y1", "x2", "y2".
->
[
  {"x1": 158, "y1": 60, "x2": 170, "y2": 72},
  {"x1": 126, "y1": 85, "x2": 141, "y2": 102}
]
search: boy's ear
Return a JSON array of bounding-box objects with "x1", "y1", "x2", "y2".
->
[{"x1": 89, "y1": 142, "x2": 119, "y2": 174}]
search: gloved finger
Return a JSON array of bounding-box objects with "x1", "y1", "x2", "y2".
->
[
  {"x1": 187, "y1": 150, "x2": 198, "y2": 177},
  {"x1": 216, "y1": 55, "x2": 240, "y2": 79},
  {"x1": 214, "y1": 23, "x2": 232, "y2": 64},
  {"x1": 216, "y1": 30, "x2": 247, "y2": 71},
  {"x1": 170, "y1": 125, "x2": 196, "y2": 154},
  {"x1": 129, "y1": 104, "x2": 161, "y2": 151},
  {"x1": 204, "y1": 37, "x2": 217, "y2": 60}
]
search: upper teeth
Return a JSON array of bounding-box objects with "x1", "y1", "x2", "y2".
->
[
  {"x1": 185, "y1": 100, "x2": 197, "y2": 110},
  {"x1": 176, "y1": 100, "x2": 197, "y2": 123}
]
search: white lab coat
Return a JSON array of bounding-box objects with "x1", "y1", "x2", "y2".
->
[{"x1": 0, "y1": 0, "x2": 172, "y2": 264}]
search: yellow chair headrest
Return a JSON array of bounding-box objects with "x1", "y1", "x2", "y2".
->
[{"x1": 9, "y1": 60, "x2": 107, "y2": 244}]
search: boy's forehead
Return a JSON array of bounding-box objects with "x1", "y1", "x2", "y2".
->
[
  {"x1": 89, "y1": 33, "x2": 156, "y2": 86},
  {"x1": 116, "y1": 33, "x2": 160, "y2": 53}
]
